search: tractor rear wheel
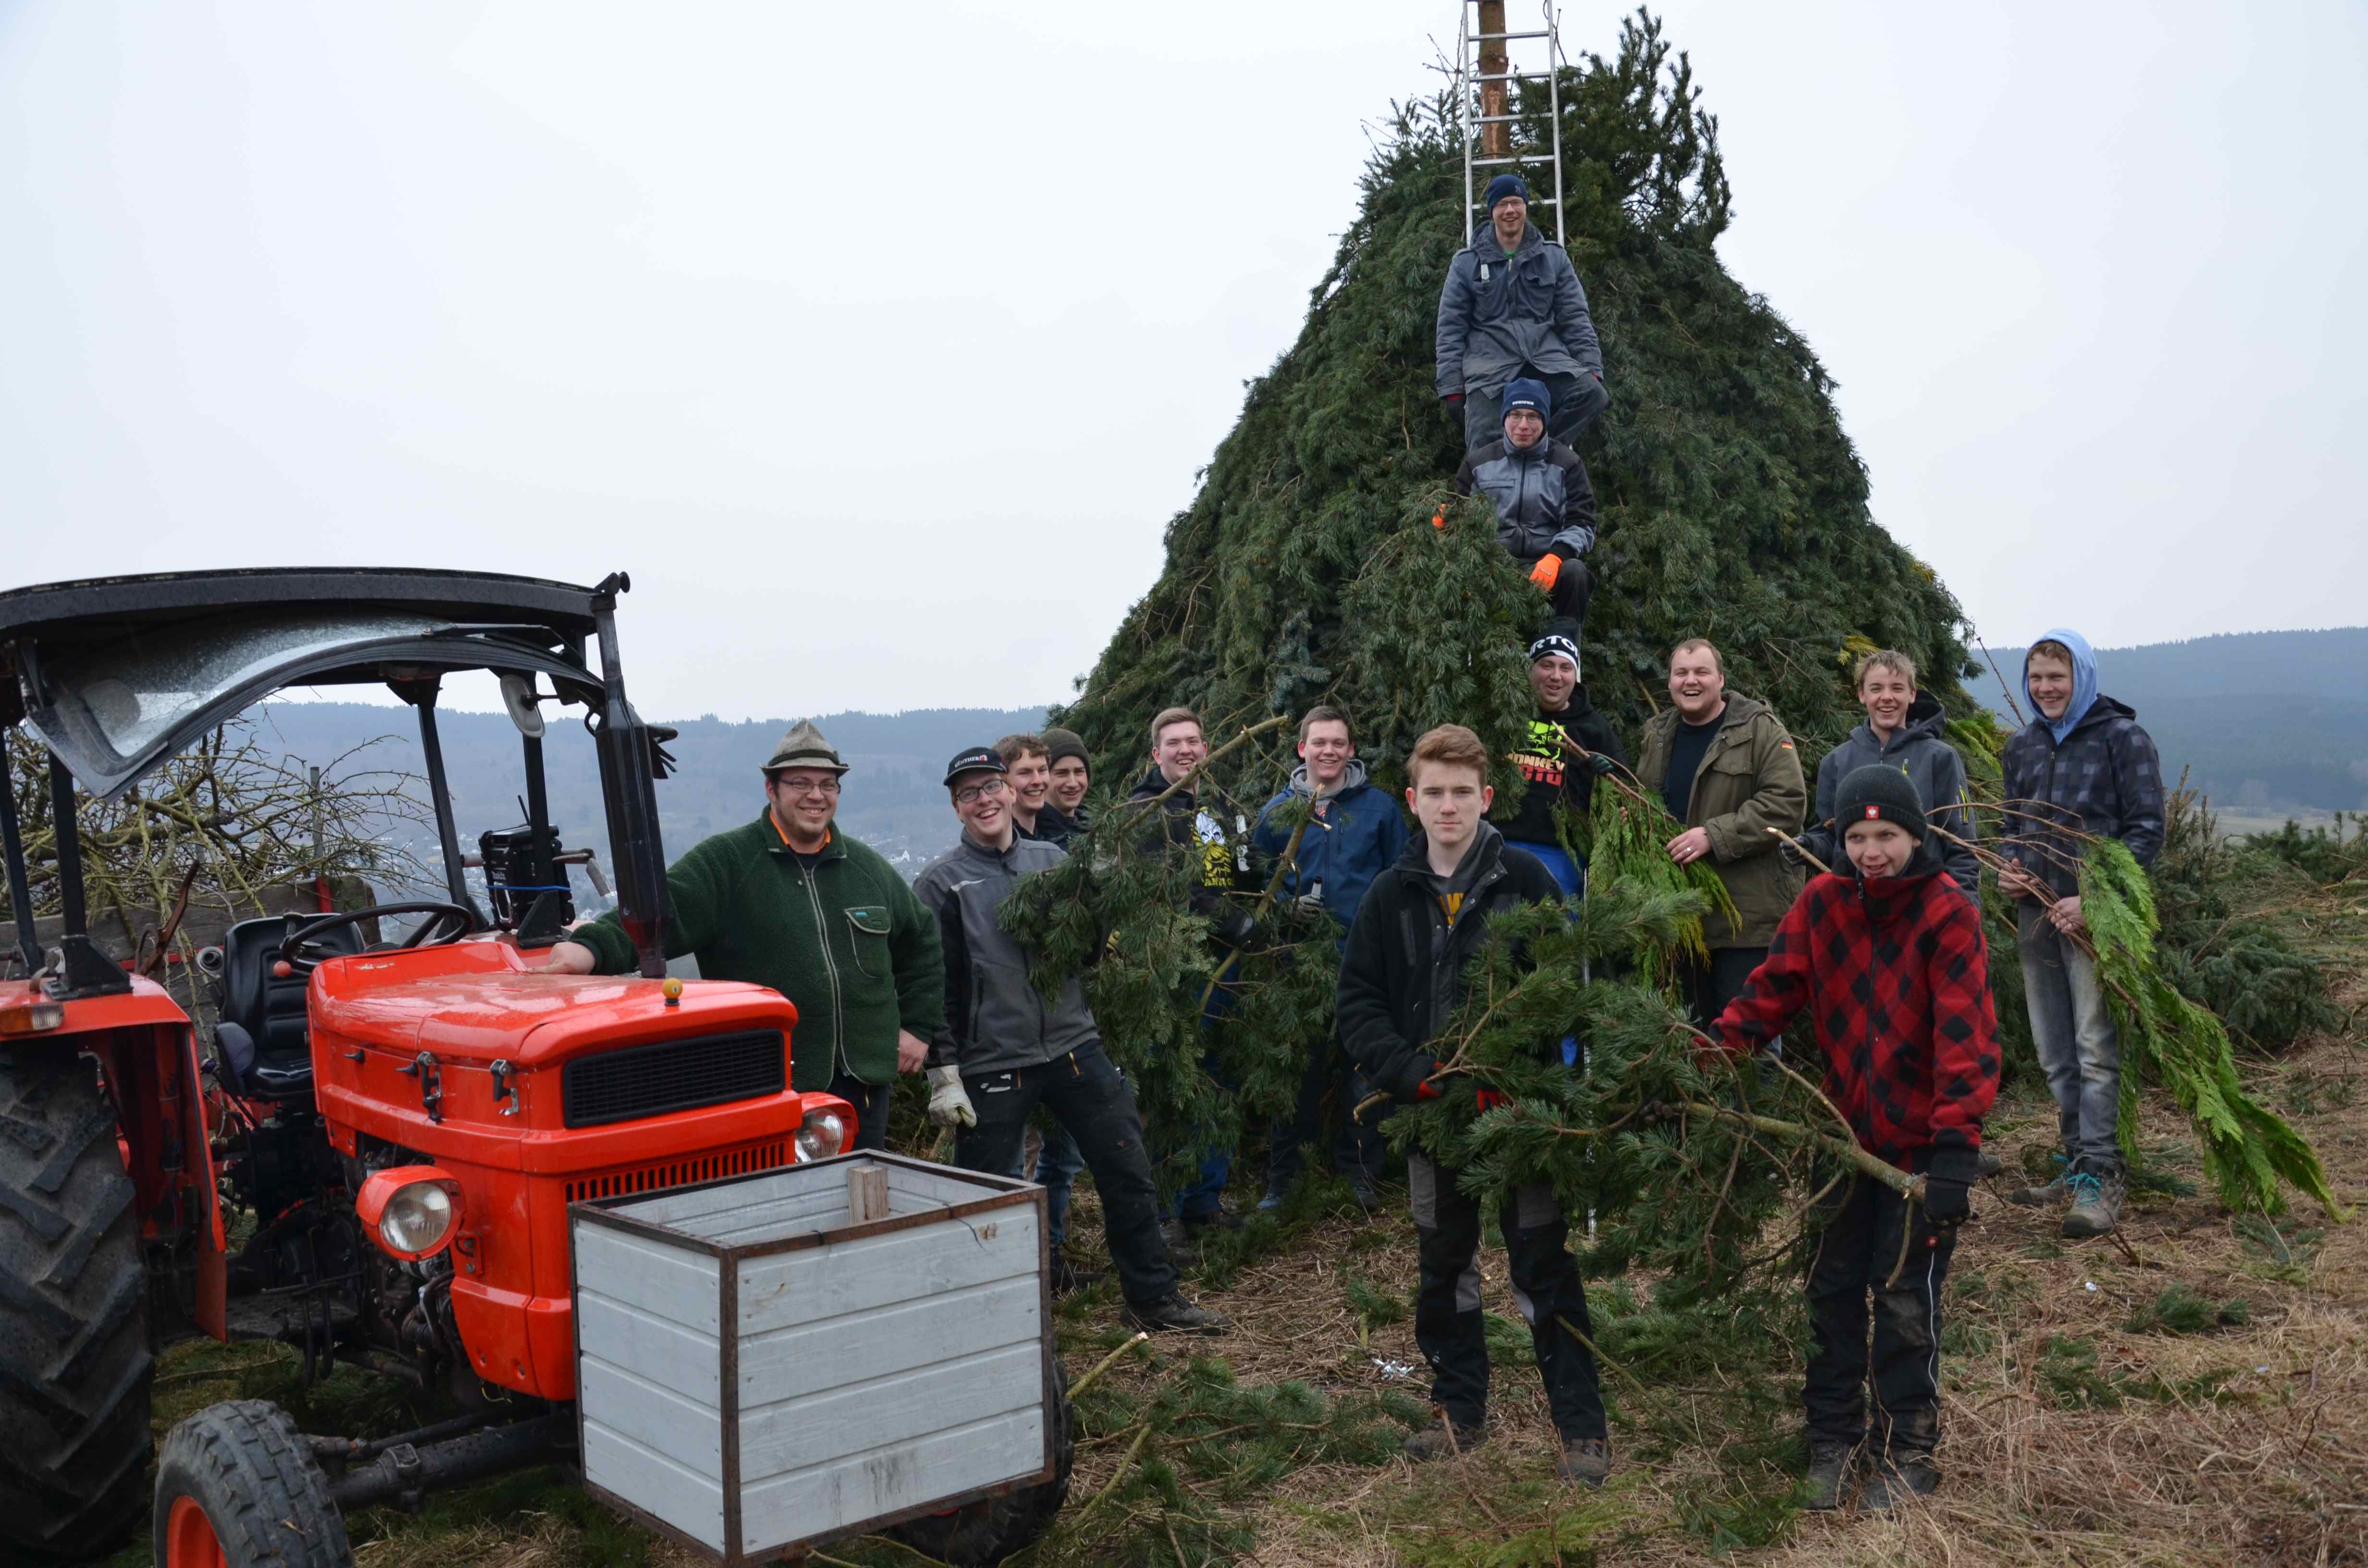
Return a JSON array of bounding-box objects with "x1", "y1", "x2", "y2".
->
[
  {"x1": 0, "y1": 1047, "x2": 155, "y2": 1563},
  {"x1": 890, "y1": 1357, "x2": 1075, "y2": 1567},
  {"x1": 153, "y1": 1400, "x2": 352, "y2": 1567}
]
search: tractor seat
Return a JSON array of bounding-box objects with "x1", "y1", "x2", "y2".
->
[{"x1": 215, "y1": 914, "x2": 364, "y2": 1100}]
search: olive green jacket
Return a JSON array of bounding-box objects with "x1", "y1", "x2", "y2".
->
[
  {"x1": 573, "y1": 811, "x2": 944, "y2": 1090},
  {"x1": 1634, "y1": 694, "x2": 1808, "y2": 949}
]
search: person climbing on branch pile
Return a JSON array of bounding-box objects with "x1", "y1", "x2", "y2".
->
[{"x1": 1454, "y1": 380, "x2": 1602, "y2": 627}]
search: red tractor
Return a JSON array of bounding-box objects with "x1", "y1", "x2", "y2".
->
[{"x1": 0, "y1": 571, "x2": 1067, "y2": 1566}]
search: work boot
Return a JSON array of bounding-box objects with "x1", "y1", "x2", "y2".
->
[
  {"x1": 1801, "y1": 1441, "x2": 1855, "y2": 1511},
  {"x1": 1975, "y1": 1148, "x2": 2006, "y2": 1180},
  {"x1": 1047, "y1": 1247, "x2": 1104, "y2": 1297},
  {"x1": 1158, "y1": 1216, "x2": 1194, "y2": 1254},
  {"x1": 1347, "y1": 1173, "x2": 1381, "y2": 1216},
  {"x1": 2062, "y1": 1166, "x2": 2125, "y2": 1239},
  {"x1": 1256, "y1": 1183, "x2": 1286, "y2": 1213},
  {"x1": 1402, "y1": 1417, "x2": 1487, "y2": 1462},
  {"x1": 1121, "y1": 1294, "x2": 1231, "y2": 1336},
  {"x1": 1555, "y1": 1434, "x2": 1612, "y2": 1487},
  {"x1": 1187, "y1": 1204, "x2": 1246, "y2": 1234},
  {"x1": 2008, "y1": 1153, "x2": 2074, "y2": 1208},
  {"x1": 1861, "y1": 1451, "x2": 1940, "y2": 1510}
]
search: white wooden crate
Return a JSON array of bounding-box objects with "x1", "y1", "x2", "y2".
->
[{"x1": 570, "y1": 1151, "x2": 1052, "y2": 1563}]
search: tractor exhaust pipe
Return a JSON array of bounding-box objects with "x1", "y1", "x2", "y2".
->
[{"x1": 325, "y1": 1412, "x2": 574, "y2": 1513}]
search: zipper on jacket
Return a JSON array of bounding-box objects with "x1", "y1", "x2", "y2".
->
[{"x1": 797, "y1": 863, "x2": 848, "y2": 1078}]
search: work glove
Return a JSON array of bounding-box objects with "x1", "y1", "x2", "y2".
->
[
  {"x1": 1409, "y1": 1055, "x2": 1446, "y2": 1102},
  {"x1": 1581, "y1": 750, "x2": 1618, "y2": 778},
  {"x1": 1289, "y1": 890, "x2": 1327, "y2": 918},
  {"x1": 925, "y1": 1066, "x2": 976, "y2": 1129},
  {"x1": 1473, "y1": 1087, "x2": 1510, "y2": 1115},
  {"x1": 1212, "y1": 905, "x2": 1267, "y2": 954},
  {"x1": 1528, "y1": 555, "x2": 1563, "y2": 592},
  {"x1": 1443, "y1": 392, "x2": 1464, "y2": 411},
  {"x1": 1921, "y1": 1136, "x2": 1981, "y2": 1230}
]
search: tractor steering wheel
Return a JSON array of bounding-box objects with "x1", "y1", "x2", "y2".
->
[{"x1": 276, "y1": 902, "x2": 481, "y2": 973}]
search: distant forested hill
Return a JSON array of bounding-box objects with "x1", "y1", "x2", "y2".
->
[
  {"x1": 1973, "y1": 629, "x2": 2368, "y2": 813},
  {"x1": 248, "y1": 702, "x2": 1049, "y2": 884}
]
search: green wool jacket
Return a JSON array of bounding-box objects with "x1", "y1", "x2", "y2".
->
[
  {"x1": 572, "y1": 811, "x2": 944, "y2": 1091},
  {"x1": 1634, "y1": 694, "x2": 1808, "y2": 949}
]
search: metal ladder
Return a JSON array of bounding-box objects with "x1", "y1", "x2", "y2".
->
[{"x1": 1457, "y1": 0, "x2": 1566, "y2": 244}]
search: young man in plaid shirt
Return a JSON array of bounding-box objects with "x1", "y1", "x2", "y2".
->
[{"x1": 1705, "y1": 764, "x2": 2000, "y2": 1511}]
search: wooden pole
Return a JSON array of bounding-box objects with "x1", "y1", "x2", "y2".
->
[{"x1": 1479, "y1": 1, "x2": 1508, "y2": 159}]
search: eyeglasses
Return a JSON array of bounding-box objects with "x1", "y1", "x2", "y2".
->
[
  {"x1": 954, "y1": 777, "x2": 1010, "y2": 807},
  {"x1": 774, "y1": 777, "x2": 841, "y2": 796}
]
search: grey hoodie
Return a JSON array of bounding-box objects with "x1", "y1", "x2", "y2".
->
[
  {"x1": 913, "y1": 831, "x2": 1100, "y2": 1077},
  {"x1": 1801, "y1": 693, "x2": 1979, "y2": 897}
]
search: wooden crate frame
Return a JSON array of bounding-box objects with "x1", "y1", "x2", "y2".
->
[{"x1": 568, "y1": 1149, "x2": 1057, "y2": 1565}]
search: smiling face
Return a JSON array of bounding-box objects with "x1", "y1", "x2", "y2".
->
[
  {"x1": 1859, "y1": 665, "x2": 1914, "y2": 737},
  {"x1": 765, "y1": 767, "x2": 841, "y2": 848},
  {"x1": 1006, "y1": 750, "x2": 1050, "y2": 815},
  {"x1": 1407, "y1": 760, "x2": 1492, "y2": 860},
  {"x1": 1504, "y1": 406, "x2": 1545, "y2": 449},
  {"x1": 1048, "y1": 755, "x2": 1090, "y2": 813},
  {"x1": 1152, "y1": 719, "x2": 1207, "y2": 785},
  {"x1": 1667, "y1": 645, "x2": 1726, "y2": 722},
  {"x1": 2027, "y1": 651, "x2": 2076, "y2": 722},
  {"x1": 1843, "y1": 817, "x2": 1916, "y2": 879},
  {"x1": 1298, "y1": 719, "x2": 1353, "y2": 790},
  {"x1": 1529, "y1": 655, "x2": 1577, "y2": 713},
  {"x1": 1491, "y1": 194, "x2": 1527, "y2": 248},
  {"x1": 950, "y1": 770, "x2": 1012, "y2": 846}
]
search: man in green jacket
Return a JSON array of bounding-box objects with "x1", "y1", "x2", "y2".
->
[
  {"x1": 546, "y1": 720, "x2": 943, "y2": 1151},
  {"x1": 1634, "y1": 638, "x2": 1808, "y2": 1026}
]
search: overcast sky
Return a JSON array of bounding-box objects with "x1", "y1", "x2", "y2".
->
[{"x1": 4, "y1": 2, "x2": 2362, "y2": 719}]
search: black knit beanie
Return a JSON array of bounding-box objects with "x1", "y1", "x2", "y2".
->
[
  {"x1": 1833, "y1": 763, "x2": 1927, "y2": 841},
  {"x1": 1042, "y1": 727, "x2": 1090, "y2": 769}
]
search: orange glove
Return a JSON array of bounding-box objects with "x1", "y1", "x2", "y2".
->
[{"x1": 1529, "y1": 555, "x2": 1563, "y2": 591}]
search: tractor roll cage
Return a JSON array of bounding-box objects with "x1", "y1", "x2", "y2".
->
[{"x1": 0, "y1": 568, "x2": 675, "y2": 993}]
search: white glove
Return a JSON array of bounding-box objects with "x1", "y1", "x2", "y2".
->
[{"x1": 925, "y1": 1066, "x2": 976, "y2": 1129}]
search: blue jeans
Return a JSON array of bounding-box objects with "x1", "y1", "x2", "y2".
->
[
  {"x1": 1506, "y1": 841, "x2": 1583, "y2": 1065},
  {"x1": 1011, "y1": 1124, "x2": 1085, "y2": 1249},
  {"x1": 2018, "y1": 904, "x2": 2122, "y2": 1170}
]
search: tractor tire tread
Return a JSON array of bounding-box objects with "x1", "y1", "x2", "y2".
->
[
  {"x1": 889, "y1": 1357, "x2": 1075, "y2": 1567},
  {"x1": 154, "y1": 1400, "x2": 352, "y2": 1568},
  {"x1": 0, "y1": 1050, "x2": 155, "y2": 1563}
]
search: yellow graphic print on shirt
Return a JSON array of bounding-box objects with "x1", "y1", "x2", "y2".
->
[
  {"x1": 1195, "y1": 809, "x2": 1233, "y2": 886},
  {"x1": 1511, "y1": 717, "x2": 1566, "y2": 791}
]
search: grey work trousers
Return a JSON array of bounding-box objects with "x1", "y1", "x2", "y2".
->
[{"x1": 2017, "y1": 903, "x2": 2123, "y2": 1170}]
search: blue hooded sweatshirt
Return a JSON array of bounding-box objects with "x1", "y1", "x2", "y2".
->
[
  {"x1": 1999, "y1": 628, "x2": 2165, "y2": 897},
  {"x1": 2028, "y1": 627, "x2": 2100, "y2": 743}
]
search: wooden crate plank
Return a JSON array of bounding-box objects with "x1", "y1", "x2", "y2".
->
[
  {"x1": 578, "y1": 1354, "x2": 723, "y2": 1478},
  {"x1": 582, "y1": 1420, "x2": 727, "y2": 1552},
  {"x1": 847, "y1": 1164, "x2": 889, "y2": 1223},
  {"x1": 738, "y1": 1274, "x2": 1039, "y2": 1400},
  {"x1": 739, "y1": 1339, "x2": 1044, "y2": 1479},
  {"x1": 736, "y1": 1208, "x2": 1039, "y2": 1335},
  {"x1": 576, "y1": 1290, "x2": 720, "y2": 1404},
  {"x1": 571, "y1": 1222, "x2": 719, "y2": 1335},
  {"x1": 880, "y1": 1163, "x2": 1013, "y2": 1208},
  {"x1": 669, "y1": 1185, "x2": 855, "y2": 1245},
  {"x1": 739, "y1": 1407, "x2": 1045, "y2": 1552}
]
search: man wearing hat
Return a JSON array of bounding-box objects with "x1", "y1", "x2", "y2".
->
[
  {"x1": 1455, "y1": 384, "x2": 1601, "y2": 625},
  {"x1": 543, "y1": 719, "x2": 943, "y2": 1152},
  {"x1": 1496, "y1": 621, "x2": 1628, "y2": 898},
  {"x1": 1435, "y1": 172, "x2": 1607, "y2": 452},
  {"x1": 1043, "y1": 727, "x2": 1094, "y2": 836},
  {"x1": 916, "y1": 747, "x2": 1230, "y2": 1335}
]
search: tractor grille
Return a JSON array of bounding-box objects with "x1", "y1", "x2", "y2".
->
[
  {"x1": 563, "y1": 1140, "x2": 792, "y2": 1203},
  {"x1": 560, "y1": 1029, "x2": 786, "y2": 1128}
]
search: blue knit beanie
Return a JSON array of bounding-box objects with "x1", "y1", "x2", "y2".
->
[
  {"x1": 1484, "y1": 173, "x2": 1528, "y2": 212},
  {"x1": 1503, "y1": 377, "x2": 1551, "y2": 421}
]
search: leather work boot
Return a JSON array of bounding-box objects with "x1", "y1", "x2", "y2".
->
[
  {"x1": 1047, "y1": 1247, "x2": 1104, "y2": 1297},
  {"x1": 1801, "y1": 1441, "x2": 1855, "y2": 1511},
  {"x1": 1121, "y1": 1294, "x2": 1232, "y2": 1336},
  {"x1": 1555, "y1": 1435, "x2": 1612, "y2": 1487},
  {"x1": 1975, "y1": 1148, "x2": 2006, "y2": 1179},
  {"x1": 1861, "y1": 1450, "x2": 1941, "y2": 1510},
  {"x1": 2008, "y1": 1153, "x2": 2074, "y2": 1208},
  {"x1": 2062, "y1": 1166, "x2": 2126, "y2": 1239},
  {"x1": 1402, "y1": 1417, "x2": 1487, "y2": 1462}
]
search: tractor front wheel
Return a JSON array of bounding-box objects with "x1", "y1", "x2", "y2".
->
[
  {"x1": 890, "y1": 1357, "x2": 1075, "y2": 1567},
  {"x1": 0, "y1": 1047, "x2": 155, "y2": 1563},
  {"x1": 153, "y1": 1400, "x2": 353, "y2": 1568}
]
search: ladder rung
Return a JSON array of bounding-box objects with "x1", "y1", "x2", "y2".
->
[
  {"x1": 1469, "y1": 113, "x2": 1529, "y2": 123},
  {"x1": 1468, "y1": 196, "x2": 1561, "y2": 208},
  {"x1": 1469, "y1": 155, "x2": 1557, "y2": 167},
  {"x1": 1470, "y1": 71, "x2": 1555, "y2": 83},
  {"x1": 1470, "y1": 30, "x2": 1550, "y2": 41}
]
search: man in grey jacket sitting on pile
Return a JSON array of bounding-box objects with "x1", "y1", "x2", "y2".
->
[{"x1": 914, "y1": 746, "x2": 1228, "y2": 1337}]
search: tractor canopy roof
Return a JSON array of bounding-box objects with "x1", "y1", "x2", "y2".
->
[{"x1": 0, "y1": 568, "x2": 618, "y2": 800}]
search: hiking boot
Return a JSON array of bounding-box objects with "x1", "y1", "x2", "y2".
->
[
  {"x1": 1402, "y1": 1419, "x2": 1487, "y2": 1462},
  {"x1": 1189, "y1": 1205, "x2": 1246, "y2": 1234},
  {"x1": 1801, "y1": 1441, "x2": 1855, "y2": 1511},
  {"x1": 1047, "y1": 1247, "x2": 1104, "y2": 1297},
  {"x1": 1158, "y1": 1216, "x2": 1194, "y2": 1254},
  {"x1": 2062, "y1": 1166, "x2": 2125, "y2": 1238},
  {"x1": 1256, "y1": 1184, "x2": 1285, "y2": 1213},
  {"x1": 2008, "y1": 1154, "x2": 2074, "y2": 1208},
  {"x1": 1861, "y1": 1451, "x2": 1940, "y2": 1510},
  {"x1": 1555, "y1": 1434, "x2": 1612, "y2": 1487},
  {"x1": 1975, "y1": 1148, "x2": 2005, "y2": 1180},
  {"x1": 1347, "y1": 1174, "x2": 1381, "y2": 1216},
  {"x1": 1121, "y1": 1294, "x2": 1231, "y2": 1336}
]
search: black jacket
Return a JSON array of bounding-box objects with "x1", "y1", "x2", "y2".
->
[
  {"x1": 1020, "y1": 802, "x2": 1078, "y2": 849},
  {"x1": 1337, "y1": 825, "x2": 1563, "y2": 1102},
  {"x1": 1127, "y1": 767, "x2": 1256, "y2": 946},
  {"x1": 1496, "y1": 692, "x2": 1628, "y2": 847},
  {"x1": 1454, "y1": 437, "x2": 1597, "y2": 564}
]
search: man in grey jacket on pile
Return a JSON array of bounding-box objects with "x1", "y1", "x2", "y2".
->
[
  {"x1": 915, "y1": 746, "x2": 1228, "y2": 1336},
  {"x1": 1436, "y1": 173, "x2": 1607, "y2": 451}
]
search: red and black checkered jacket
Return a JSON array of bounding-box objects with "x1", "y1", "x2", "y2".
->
[{"x1": 1710, "y1": 842, "x2": 1999, "y2": 1170}]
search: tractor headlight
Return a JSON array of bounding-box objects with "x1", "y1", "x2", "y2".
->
[
  {"x1": 794, "y1": 1112, "x2": 847, "y2": 1162},
  {"x1": 355, "y1": 1165, "x2": 466, "y2": 1260},
  {"x1": 380, "y1": 1183, "x2": 456, "y2": 1254}
]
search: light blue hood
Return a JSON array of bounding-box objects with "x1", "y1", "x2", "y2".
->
[{"x1": 2028, "y1": 627, "x2": 2099, "y2": 743}]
